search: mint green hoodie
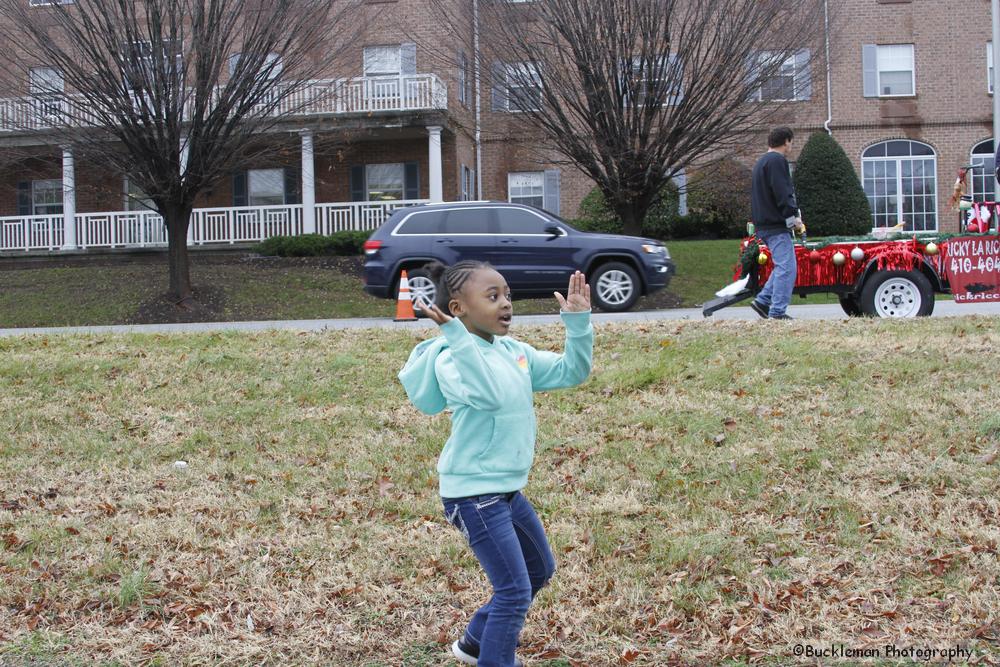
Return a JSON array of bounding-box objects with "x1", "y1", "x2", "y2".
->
[{"x1": 399, "y1": 311, "x2": 593, "y2": 498}]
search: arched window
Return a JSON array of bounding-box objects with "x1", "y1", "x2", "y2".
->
[
  {"x1": 861, "y1": 140, "x2": 937, "y2": 231},
  {"x1": 970, "y1": 139, "x2": 995, "y2": 202}
]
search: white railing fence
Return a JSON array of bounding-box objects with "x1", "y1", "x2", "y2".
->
[
  {"x1": 0, "y1": 215, "x2": 64, "y2": 251},
  {"x1": 77, "y1": 211, "x2": 168, "y2": 248},
  {"x1": 0, "y1": 199, "x2": 428, "y2": 252},
  {"x1": 315, "y1": 200, "x2": 424, "y2": 234},
  {"x1": 0, "y1": 74, "x2": 447, "y2": 133},
  {"x1": 189, "y1": 205, "x2": 302, "y2": 245}
]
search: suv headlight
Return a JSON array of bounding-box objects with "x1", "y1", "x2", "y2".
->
[{"x1": 642, "y1": 244, "x2": 667, "y2": 256}]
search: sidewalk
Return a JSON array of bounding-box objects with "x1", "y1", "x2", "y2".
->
[{"x1": 2, "y1": 301, "x2": 999, "y2": 337}]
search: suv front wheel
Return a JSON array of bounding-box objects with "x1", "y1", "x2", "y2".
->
[{"x1": 590, "y1": 262, "x2": 640, "y2": 312}]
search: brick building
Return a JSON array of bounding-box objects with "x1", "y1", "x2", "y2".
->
[
  {"x1": 776, "y1": 0, "x2": 997, "y2": 235},
  {"x1": 0, "y1": 0, "x2": 994, "y2": 252}
]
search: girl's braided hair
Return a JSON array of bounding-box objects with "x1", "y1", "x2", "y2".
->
[{"x1": 425, "y1": 260, "x2": 494, "y2": 316}]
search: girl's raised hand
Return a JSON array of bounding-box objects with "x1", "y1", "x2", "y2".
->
[
  {"x1": 554, "y1": 270, "x2": 591, "y2": 312},
  {"x1": 413, "y1": 298, "x2": 453, "y2": 326}
]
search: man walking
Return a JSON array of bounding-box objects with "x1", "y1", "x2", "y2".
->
[{"x1": 749, "y1": 126, "x2": 804, "y2": 320}]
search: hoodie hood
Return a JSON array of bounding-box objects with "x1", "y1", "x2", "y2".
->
[{"x1": 398, "y1": 335, "x2": 451, "y2": 415}]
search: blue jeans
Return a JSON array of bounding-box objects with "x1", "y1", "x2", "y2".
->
[
  {"x1": 442, "y1": 491, "x2": 556, "y2": 667},
  {"x1": 755, "y1": 228, "x2": 797, "y2": 317}
]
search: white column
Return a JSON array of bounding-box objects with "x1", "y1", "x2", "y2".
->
[
  {"x1": 427, "y1": 125, "x2": 443, "y2": 203},
  {"x1": 301, "y1": 130, "x2": 316, "y2": 234},
  {"x1": 61, "y1": 147, "x2": 77, "y2": 250}
]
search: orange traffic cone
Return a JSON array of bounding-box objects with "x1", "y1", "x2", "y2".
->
[{"x1": 394, "y1": 270, "x2": 418, "y2": 322}]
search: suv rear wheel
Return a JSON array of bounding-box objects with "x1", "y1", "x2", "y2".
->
[{"x1": 590, "y1": 262, "x2": 640, "y2": 312}]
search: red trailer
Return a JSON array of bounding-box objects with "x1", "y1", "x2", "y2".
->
[{"x1": 703, "y1": 228, "x2": 1000, "y2": 318}]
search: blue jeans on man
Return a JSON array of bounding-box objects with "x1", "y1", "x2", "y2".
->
[
  {"x1": 753, "y1": 227, "x2": 797, "y2": 318},
  {"x1": 443, "y1": 491, "x2": 556, "y2": 667}
]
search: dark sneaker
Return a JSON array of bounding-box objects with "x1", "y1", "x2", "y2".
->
[
  {"x1": 451, "y1": 639, "x2": 523, "y2": 666},
  {"x1": 452, "y1": 640, "x2": 478, "y2": 665},
  {"x1": 750, "y1": 300, "x2": 770, "y2": 319},
  {"x1": 770, "y1": 314, "x2": 793, "y2": 320}
]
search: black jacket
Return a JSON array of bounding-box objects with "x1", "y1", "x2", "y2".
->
[{"x1": 751, "y1": 151, "x2": 799, "y2": 231}]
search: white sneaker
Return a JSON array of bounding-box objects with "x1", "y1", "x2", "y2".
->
[{"x1": 451, "y1": 639, "x2": 524, "y2": 666}]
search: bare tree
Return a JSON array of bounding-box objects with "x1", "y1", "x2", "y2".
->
[
  {"x1": 0, "y1": 0, "x2": 363, "y2": 305},
  {"x1": 430, "y1": 0, "x2": 827, "y2": 235}
]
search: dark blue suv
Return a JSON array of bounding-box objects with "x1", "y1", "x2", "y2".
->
[{"x1": 362, "y1": 201, "x2": 675, "y2": 312}]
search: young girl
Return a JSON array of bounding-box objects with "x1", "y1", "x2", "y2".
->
[{"x1": 398, "y1": 261, "x2": 593, "y2": 667}]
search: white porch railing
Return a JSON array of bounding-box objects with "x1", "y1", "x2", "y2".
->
[
  {"x1": 0, "y1": 199, "x2": 428, "y2": 252},
  {"x1": 0, "y1": 74, "x2": 447, "y2": 133},
  {"x1": 0, "y1": 215, "x2": 64, "y2": 251}
]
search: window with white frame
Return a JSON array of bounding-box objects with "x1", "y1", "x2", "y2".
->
[
  {"x1": 508, "y1": 172, "x2": 544, "y2": 208},
  {"x1": 862, "y1": 140, "x2": 937, "y2": 232},
  {"x1": 989, "y1": 42, "x2": 994, "y2": 95},
  {"x1": 366, "y1": 163, "x2": 405, "y2": 201},
  {"x1": 750, "y1": 50, "x2": 811, "y2": 102},
  {"x1": 970, "y1": 140, "x2": 996, "y2": 203},
  {"x1": 461, "y1": 164, "x2": 475, "y2": 200},
  {"x1": 364, "y1": 46, "x2": 402, "y2": 76},
  {"x1": 29, "y1": 67, "x2": 64, "y2": 117},
  {"x1": 123, "y1": 177, "x2": 155, "y2": 211},
  {"x1": 228, "y1": 52, "x2": 282, "y2": 80},
  {"x1": 506, "y1": 62, "x2": 541, "y2": 112},
  {"x1": 247, "y1": 168, "x2": 285, "y2": 206},
  {"x1": 29, "y1": 67, "x2": 63, "y2": 96},
  {"x1": 876, "y1": 44, "x2": 914, "y2": 97},
  {"x1": 32, "y1": 179, "x2": 63, "y2": 215},
  {"x1": 630, "y1": 54, "x2": 683, "y2": 106},
  {"x1": 123, "y1": 39, "x2": 183, "y2": 90}
]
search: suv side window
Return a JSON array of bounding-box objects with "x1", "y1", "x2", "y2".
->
[
  {"x1": 440, "y1": 208, "x2": 496, "y2": 234},
  {"x1": 395, "y1": 211, "x2": 443, "y2": 234},
  {"x1": 496, "y1": 207, "x2": 549, "y2": 234}
]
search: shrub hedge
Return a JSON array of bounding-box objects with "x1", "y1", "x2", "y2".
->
[
  {"x1": 571, "y1": 162, "x2": 754, "y2": 240},
  {"x1": 793, "y1": 132, "x2": 873, "y2": 236},
  {"x1": 255, "y1": 231, "x2": 370, "y2": 257},
  {"x1": 572, "y1": 181, "x2": 681, "y2": 240}
]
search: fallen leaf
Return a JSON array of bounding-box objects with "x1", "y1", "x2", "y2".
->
[
  {"x1": 377, "y1": 477, "x2": 395, "y2": 497},
  {"x1": 619, "y1": 648, "x2": 642, "y2": 664}
]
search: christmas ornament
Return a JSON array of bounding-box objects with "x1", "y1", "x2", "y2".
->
[
  {"x1": 809, "y1": 250, "x2": 821, "y2": 263},
  {"x1": 924, "y1": 242, "x2": 939, "y2": 256},
  {"x1": 758, "y1": 252, "x2": 768, "y2": 265},
  {"x1": 832, "y1": 251, "x2": 846, "y2": 266},
  {"x1": 851, "y1": 246, "x2": 865, "y2": 261}
]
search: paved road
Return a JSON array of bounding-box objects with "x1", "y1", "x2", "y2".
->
[{"x1": 2, "y1": 300, "x2": 999, "y2": 338}]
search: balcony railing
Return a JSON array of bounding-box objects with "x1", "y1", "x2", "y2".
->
[
  {"x1": 0, "y1": 199, "x2": 428, "y2": 252},
  {"x1": 0, "y1": 73, "x2": 447, "y2": 133}
]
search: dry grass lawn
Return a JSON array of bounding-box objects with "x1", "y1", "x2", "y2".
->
[{"x1": 1, "y1": 317, "x2": 999, "y2": 666}]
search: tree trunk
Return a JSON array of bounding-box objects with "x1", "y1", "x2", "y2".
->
[
  {"x1": 164, "y1": 205, "x2": 194, "y2": 303},
  {"x1": 614, "y1": 201, "x2": 643, "y2": 237}
]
